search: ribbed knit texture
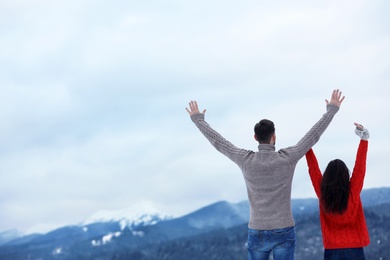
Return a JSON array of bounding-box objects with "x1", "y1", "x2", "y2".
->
[
  {"x1": 190, "y1": 104, "x2": 339, "y2": 230},
  {"x1": 305, "y1": 140, "x2": 370, "y2": 249}
]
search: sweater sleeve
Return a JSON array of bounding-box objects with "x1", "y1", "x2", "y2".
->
[
  {"x1": 285, "y1": 104, "x2": 339, "y2": 162},
  {"x1": 190, "y1": 113, "x2": 251, "y2": 167},
  {"x1": 305, "y1": 149, "x2": 322, "y2": 198},
  {"x1": 350, "y1": 140, "x2": 368, "y2": 194}
]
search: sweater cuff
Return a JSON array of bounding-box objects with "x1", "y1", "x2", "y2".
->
[
  {"x1": 190, "y1": 113, "x2": 205, "y2": 123},
  {"x1": 355, "y1": 127, "x2": 370, "y2": 140},
  {"x1": 326, "y1": 104, "x2": 340, "y2": 114}
]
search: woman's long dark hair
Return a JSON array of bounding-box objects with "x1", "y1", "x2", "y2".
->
[{"x1": 320, "y1": 159, "x2": 350, "y2": 214}]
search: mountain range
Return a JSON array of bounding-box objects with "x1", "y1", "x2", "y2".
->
[{"x1": 1, "y1": 187, "x2": 389, "y2": 259}]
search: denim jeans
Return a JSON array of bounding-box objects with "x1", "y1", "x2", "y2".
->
[
  {"x1": 324, "y1": 248, "x2": 365, "y2": 260},
  {"x1": 247, "y1": 226, "x2": 296, "y2": 260}
]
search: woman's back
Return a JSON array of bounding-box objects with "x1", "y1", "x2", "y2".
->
[{"x1": 304, "y1": 124, "x2": 370, "y2": 250}]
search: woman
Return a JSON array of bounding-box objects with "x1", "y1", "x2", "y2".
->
[{"x1": 305, "y1": 123, "x2": 370, "y2": 259}]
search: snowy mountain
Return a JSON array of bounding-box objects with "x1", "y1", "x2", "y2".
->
[
  {"x1": 81, "y1": 204, "x2": 173, "y2": 230},
  {"x1": 0, "y1": 229, "x2": 23, "y2": 245},
  {"x1": 1, "y1": 187, "x2": 389, "y2": 260},
  {"x1": 0, "y1": 203, "x2": 174, "y2": 252}
]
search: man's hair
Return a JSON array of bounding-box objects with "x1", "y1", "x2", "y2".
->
[
  {"x1": 254, "y1": 119, "x2": 275, "y2": 144},
  {"x1": 320, "y1": 159, "x2": 350, "y2": 214}
]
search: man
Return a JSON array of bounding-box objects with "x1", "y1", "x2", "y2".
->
[{"x1": 185, "y1": 89, "x2": 345, "y2": 260}]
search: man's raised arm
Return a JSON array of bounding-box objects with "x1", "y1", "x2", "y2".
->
[{"x1": 286, "y1": 89, "x2": 345, "y2": 161}]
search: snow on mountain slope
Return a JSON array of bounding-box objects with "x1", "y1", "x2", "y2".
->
[
  {"x1": 0, "y1": 229, "x2": 24, "y2": 245},
  {"x1": 82, "y1": 204, "x2": 173, "y2": 230}
]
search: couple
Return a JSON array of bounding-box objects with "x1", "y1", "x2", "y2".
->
[{"x1": 186, "y1": 90, "x2": 370, "y2": 260}]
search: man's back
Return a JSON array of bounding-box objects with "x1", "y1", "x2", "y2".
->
[{"x1": 242, "y1": 144, "x2": 297, "y2": 230}]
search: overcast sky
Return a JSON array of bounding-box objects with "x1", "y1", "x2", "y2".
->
[{"x1": 0, "y1": 0, "x2": 389, "y2": 234}]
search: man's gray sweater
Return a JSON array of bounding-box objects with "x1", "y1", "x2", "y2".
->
[{"x1": 190, "y1": 104, "x2": 339, "y2": 230}]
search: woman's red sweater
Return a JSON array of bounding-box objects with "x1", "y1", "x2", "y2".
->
[{"x1": 305, "y1": 140, "x2": 370, "y2": 249}]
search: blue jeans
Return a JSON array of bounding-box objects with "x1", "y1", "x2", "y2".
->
[
  {"x1": 247, "y1": 226, "x2": 296, "y2": 260},
  {"x1": 324, "y1": 248, "x2": 365, "y2": 260}
]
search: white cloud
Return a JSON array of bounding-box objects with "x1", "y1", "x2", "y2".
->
[{"x1": 0, "y1": 0, "x2": 389, "y2": 233}]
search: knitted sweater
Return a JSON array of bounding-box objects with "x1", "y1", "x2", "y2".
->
[
  {"x1": 190, "y1": 104, "x2": 339, "y2": 230},
  {"x1": 305, "y1": 140, "x2": 370, "y2": 249}
]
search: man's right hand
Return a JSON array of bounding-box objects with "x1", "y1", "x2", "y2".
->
[{"x1": 325, "y1": 89, "x2": 345, "y2": 108}]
